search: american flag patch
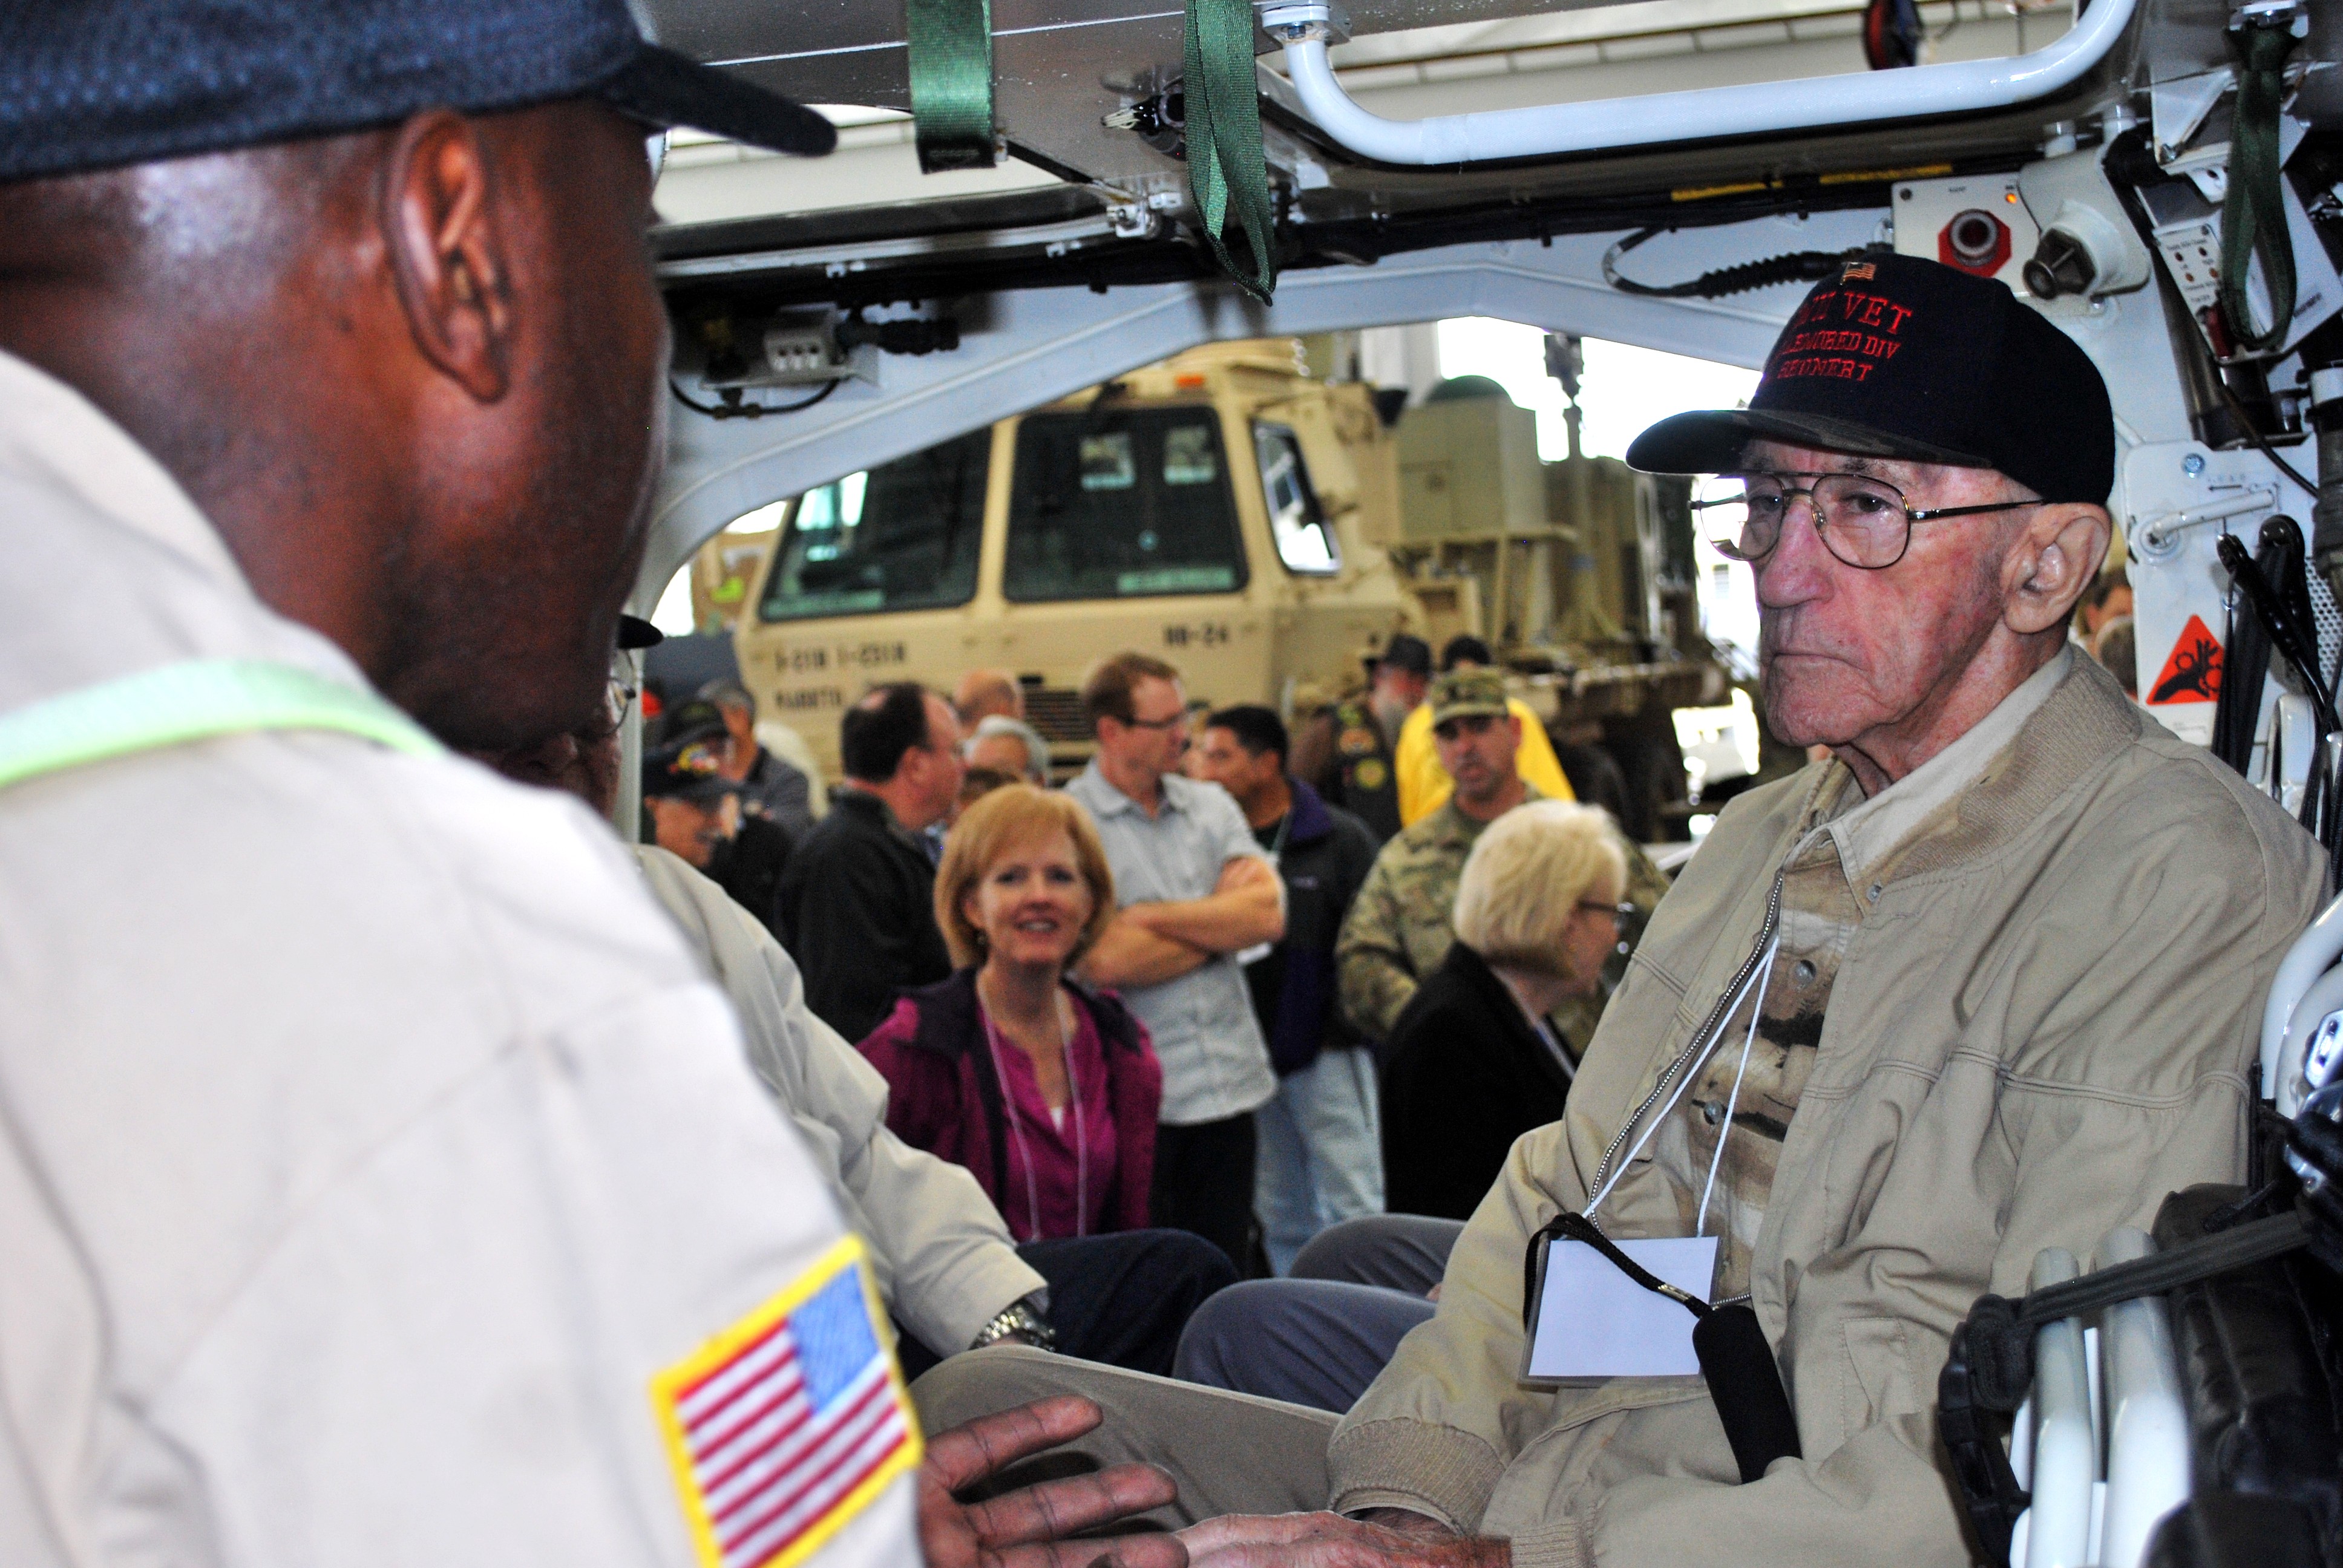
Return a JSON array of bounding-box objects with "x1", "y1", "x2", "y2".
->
[
  {"x1": 1841, "y1": 261, "x2": 1877, "y2": 281},
  {"x1": 651, "y1": 1238, "x2": 921, "y2": 1568}
]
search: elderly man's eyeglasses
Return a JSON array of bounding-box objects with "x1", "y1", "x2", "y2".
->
[{"x1": 1694, "y1": 472, "x2": 2037, "y2": 570}]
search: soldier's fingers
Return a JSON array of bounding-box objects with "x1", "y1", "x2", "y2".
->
[
  {"x1": 927, "y1": 1397, "x2": 1107, "y2": 1494},
  {"x1": 965, "y1": 1463, "x2": 1180, "y2": 1547}
]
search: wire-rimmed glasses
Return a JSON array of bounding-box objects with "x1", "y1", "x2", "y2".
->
[{"x1": 1694, "y1": 471, "x2": 2037, "y2": 570}]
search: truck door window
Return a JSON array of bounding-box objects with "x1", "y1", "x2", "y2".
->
[
  {"x1": 1253, "y1": 422, "x2": 1339, "y2": 575},
  {"x1": 756, "y1": 428, "x2": 990, "y2": 621},
  {"x1": 1004, "y1": 409, "x2": 1248, "y2": 601}
]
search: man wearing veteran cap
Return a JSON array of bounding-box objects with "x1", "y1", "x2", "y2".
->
[
  {"x1": 915, "y1": 256, "x2": 2328, "y2": 1568},
  {"x1": 0, "y1": 6, "x2": 1178, "y2": 1567}
]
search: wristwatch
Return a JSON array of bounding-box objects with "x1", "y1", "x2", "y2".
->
[{"x1": 969, "y1": 1295, "x2": 1057, "y2": 1353}]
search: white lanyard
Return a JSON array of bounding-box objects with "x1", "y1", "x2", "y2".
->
[
  {"x1": 1586, "y1": 933, "x2": 1780, "y2": 1224},
  {"x1": 979, "y1": 990, "x2": 1087, "y2": 1243}
]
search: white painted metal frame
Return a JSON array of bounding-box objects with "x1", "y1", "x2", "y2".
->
[
  {"x1": 2019, "y1": 1247, "x2": 2099, "y2": 1568},
  {"x1": 642, "y1": 211, "x2": 1883, "y2": 601},
  {"x1": 2097, "y1": 1229, "x2": 2190, "y2": 1568},
  {"x1": 1258, "y1": 0, "x2": 2135, "y2": 167}
]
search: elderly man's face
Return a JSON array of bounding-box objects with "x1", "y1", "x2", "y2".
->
[{"x1": 1745, "y1": 440, "x2": 2036, "y2": 753}]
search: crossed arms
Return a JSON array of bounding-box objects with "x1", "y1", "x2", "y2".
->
[{"x1": 1078, "y1": 854, "x2": 1285, "y2": 990}]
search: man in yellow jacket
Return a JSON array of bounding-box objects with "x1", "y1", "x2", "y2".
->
[{"x1": 1393, "y1": 636, "x2": 1574, "y2": 824}]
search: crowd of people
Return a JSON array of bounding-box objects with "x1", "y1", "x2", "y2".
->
[{"x1": 632, "y1": 639, "x2": 1655, "y2": 1301}]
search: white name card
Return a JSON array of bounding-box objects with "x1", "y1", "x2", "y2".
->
[{"x1": 1524, "y1": 1235, "x2": 1719, "y2": 1382}]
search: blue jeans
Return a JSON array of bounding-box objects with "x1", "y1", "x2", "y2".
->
[
  {"x1": 1253, "y1": 1047, "x2": 1383, "y2": 1276},
  {"x1": 1173, "y1": 1214, "x2": 1464, "y2": 1412}
]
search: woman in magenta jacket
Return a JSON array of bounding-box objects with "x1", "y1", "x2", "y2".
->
[{"x1": 858, "y1": 784, "x2": 1162, "y2": 1240}]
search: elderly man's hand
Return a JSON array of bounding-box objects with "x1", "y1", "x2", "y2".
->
[
  {"x1": 1176, "y1": 1509, "x2": 1510, "y2": 1568},
  {"x1": 919, "y1": 1395, "x2": 1189, "y2": 1568}
]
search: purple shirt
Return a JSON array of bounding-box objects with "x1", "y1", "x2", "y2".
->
[{"x1": 981, "y1": 1003, "x2": 1119, "y2": 1241}]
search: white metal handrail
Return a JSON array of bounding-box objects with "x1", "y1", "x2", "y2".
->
[{"x1": 1258, "y1": 0, "x2": 2138, "y2": 168}]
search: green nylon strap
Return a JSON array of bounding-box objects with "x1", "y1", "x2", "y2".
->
[
  {"x1": 906, "y1": 0, "x2": 997, "y2": 173},
  {"x1": 1183, "y1": 0, "x2": 1279, "y2": 304},
  {"x1": 2219, "y1": 20, "x2": 2302, "y2": 355},
  {"x1": 0, "y1": 659, "x2": 442, "y2": 793}
]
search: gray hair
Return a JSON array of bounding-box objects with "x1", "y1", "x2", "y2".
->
[{"x1": 969, "y1": 713, "x2": 1051, "y2": 785}]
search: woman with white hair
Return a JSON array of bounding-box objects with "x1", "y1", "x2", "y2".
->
[{"x1": 1380, "y1": 799, "x2": 1629, "y2": 1220}]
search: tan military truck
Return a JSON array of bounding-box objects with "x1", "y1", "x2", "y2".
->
[{"x1": 716, "y1": 337, "x2": 1726, "y2": 834}]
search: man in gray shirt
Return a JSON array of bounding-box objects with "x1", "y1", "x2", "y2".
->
[{"x1": 1067, "y1": 652, "x2": 1285, "y2": 1272}]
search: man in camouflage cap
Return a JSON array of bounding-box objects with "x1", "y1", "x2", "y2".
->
[{"x1": 1337, "y1": 669, "x2": 1666, "y2": 1053}]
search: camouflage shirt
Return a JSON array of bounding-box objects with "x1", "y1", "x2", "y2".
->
[{"x1": 1335, "y1": 783, "x2": 1672, "y2": 1049}]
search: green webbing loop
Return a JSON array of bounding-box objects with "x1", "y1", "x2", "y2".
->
[
  {"x1": 2218, "y1": 18, "x2": 2303, "y2": 355},
  {"x1": 1182, "y1": 0, "x2": 1279, "y2": 304},
  {"x1": 0, "y1": 659, "x2": 442, "y2": 793},
  {"x1": 906, "y1": 0, "x2": 997, "y2": 173}
]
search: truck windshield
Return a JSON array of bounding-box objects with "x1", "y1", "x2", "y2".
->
[
  {"x1": 1003, "y1": 407, "x2": 1248, "y2": 601},
  {"x1": 757, "y1": 428, "x2": 991, "y2": 621}
]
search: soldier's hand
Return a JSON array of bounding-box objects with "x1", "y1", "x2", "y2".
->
[{"x1": 919, "y1": 1395, "x2": 1189, "y2": 1568}]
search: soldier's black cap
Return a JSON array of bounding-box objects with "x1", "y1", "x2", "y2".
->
[
  {"x1": 1627, "y1": 254, "x2": 2115, "y2": 506},
  {"x1": 0, "y1": 0, "x2": 835, "y2": 187}
]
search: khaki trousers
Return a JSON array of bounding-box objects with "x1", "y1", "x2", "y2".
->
[{"x1": 909, "y1": 1345, "x2": 1339, "y2": 1528}]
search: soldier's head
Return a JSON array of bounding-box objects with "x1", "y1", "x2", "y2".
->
[
  {"x1": 1429, "y1": 670, "x2": 1522, "y2": 819},
  {"x1": 1628, "y1": 255, "x2": 2112, "y2": 791},
  {"x1": 1084, "y1": 652, "x2": 1188, "y2": 790},
  {"x1": 0, "y1": 2, "x2": 834, "y2": 755}
]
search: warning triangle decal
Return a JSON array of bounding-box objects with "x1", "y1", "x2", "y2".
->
[{"x1": 2147, "y1": 614, "x2": 2223, "y2": 705}]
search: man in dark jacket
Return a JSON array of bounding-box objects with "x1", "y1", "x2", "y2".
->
[
  {"x1": 1288, "y1": 633, "x2": 1430, "y2": 843},
  {"x1": 1196, "y1": 706, "x2": 1382, "y2": 1276},
  {"x1": 778, "y1": 682, "x2": 962, "y2": 1039}
]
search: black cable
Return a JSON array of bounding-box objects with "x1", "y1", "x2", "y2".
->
[
  {"x1": 2214, "y1": 375, "x2": 2321, "y2": 498},
  {"x1": 667, "y1": 376, "x2": 841, "y2": 420},
  {"x1": 1601, "y1": 227, "x2": 1876, "y2": 299}
]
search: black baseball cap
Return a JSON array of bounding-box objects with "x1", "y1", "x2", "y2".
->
[
  {"x1": 1371, "y1": 633, "x2": 1434, "y2": 679},
  {"x1": 1626, "y1": 254, "x2": 2115, "y2": 506},
  {"x1": 643, "y1": 702, "x2": 736, "y2": 803},
  {"x1": 617, "y1": 613, "x2": 664, "y2": 651},
  {"x1": 0, "y1": 0, "x2": 835, "y2": 187}
]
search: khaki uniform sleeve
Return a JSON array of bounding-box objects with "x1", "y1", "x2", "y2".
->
[
  {"x1": 125, "y1": 985, "x2": 920, "y2": 1568},
  {"x1": 1336, "y1": 851, "x2": 1418, "y2": 1042}
]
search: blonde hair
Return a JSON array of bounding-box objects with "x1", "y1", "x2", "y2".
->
[
  {"x1": 1452, "y1": 801, "x2": 1627, "y2": 976},
  {"x1": 934, "y1": 784, "x2": 1117, "y2": 969}
]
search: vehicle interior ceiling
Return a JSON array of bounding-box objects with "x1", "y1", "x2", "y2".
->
[{"x1": 635, "y1": 0, "x2": 2341, "y2": 592}]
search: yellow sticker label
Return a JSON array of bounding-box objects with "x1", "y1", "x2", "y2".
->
[{"x1": 649, "y1": 1236, "x2": 921, "y2": 1568}]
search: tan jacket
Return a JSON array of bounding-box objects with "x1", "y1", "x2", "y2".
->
[
  {"x1": 1329, "y1": 656, "x2": 2325, "y2": 1568},
  {"x1": 637, "y1": 846, "x2": 1046, "y2": 1352}
]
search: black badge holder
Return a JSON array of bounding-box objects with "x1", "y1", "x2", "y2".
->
[{"x1": 1522, "y1": 1210, "x2": 1803, "y2": 1485}]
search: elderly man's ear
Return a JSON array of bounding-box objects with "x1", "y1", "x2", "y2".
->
[{"x1": 2003, "y1": 503, "x2": 2114, "y2": 637}]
